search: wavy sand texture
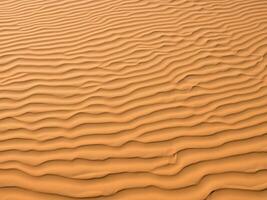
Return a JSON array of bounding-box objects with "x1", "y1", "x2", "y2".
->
[{"x1": 0, "y1": 0, "x2": 267, "y2": 199}]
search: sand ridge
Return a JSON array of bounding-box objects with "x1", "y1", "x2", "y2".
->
[{"x1": 0, "y1": 0, "x2": 267, "y2": 199}]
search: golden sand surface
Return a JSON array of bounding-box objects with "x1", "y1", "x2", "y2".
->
[{"x1": 0, "y1": 0, "x2": 267, "y2": 199}]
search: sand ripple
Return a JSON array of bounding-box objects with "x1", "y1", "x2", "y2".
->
[{"x1": 0, "y1": 0, "x2": 267, "y2": 199}]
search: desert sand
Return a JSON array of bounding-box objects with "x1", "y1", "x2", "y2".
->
[{"x1": 0, "y1": 0, "x2": 267, "y2": 199}]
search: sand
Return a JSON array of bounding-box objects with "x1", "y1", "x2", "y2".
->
[{"x1": 0, "y1": 0, "x2": 267, "y2": 199}]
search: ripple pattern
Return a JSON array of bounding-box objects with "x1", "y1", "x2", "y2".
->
[{"x1": 0, "y1": 0, "x2": 267, "y2": 199}]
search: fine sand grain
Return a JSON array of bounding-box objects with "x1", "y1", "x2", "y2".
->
[{"x1": 0, "y1": 0, "x2": 267, "y2": 199}]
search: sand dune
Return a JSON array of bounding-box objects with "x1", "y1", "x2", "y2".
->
[{"x1": 0, "y1": 0, "x2": 267, "y2": 199}]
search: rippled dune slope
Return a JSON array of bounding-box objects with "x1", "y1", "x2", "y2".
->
[{"x1": 0, "y1": 0, "x2": 267, "y2": 199}]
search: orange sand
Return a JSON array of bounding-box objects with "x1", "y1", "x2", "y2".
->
[{"x1": 0, "y1": 0, "x2": 267, "y2": 199}]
